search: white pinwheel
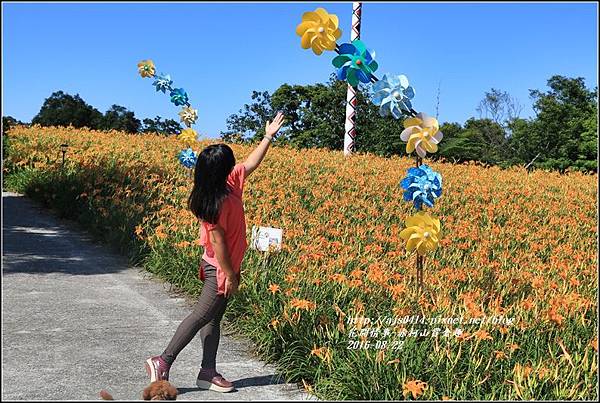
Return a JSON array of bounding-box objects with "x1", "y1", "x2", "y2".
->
[{"x1": 400, "y1": 113, "x2": 444, "y2": 158}]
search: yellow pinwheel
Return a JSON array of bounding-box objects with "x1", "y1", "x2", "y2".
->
[
  {"x1": 296, "y1": 7, "x2": 342, "y2": 55},
  {"x1": 401, "y1": 113, "x2": 444, "y2": 158},
  {"x1": 137, "y1": 60, "x2": 155, "y2": 78},
  {"x1": 179, "y1": 106, "x2": 198, "y2": 127},
  {"x1": 399, "y1": 211, "x2": 441, "y2": 255},
  {"x1": 178, "y1": 128, "x2": 197, "y2": 145}
]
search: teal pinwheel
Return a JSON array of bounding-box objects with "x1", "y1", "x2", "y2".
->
[
  {"x1": 332, "y1": 40, "x2": 378, "y2": 88},
  {"x1": 153, "y1": 73, "x2": 173, "y2": 94},
  {"x1": 372, "y1": 73, "x2": 415, "y2": 119},
  {"x1": 178, "y1": 147, "x2": 197, "y2": 169},
  {"x1": 170, "y1": 88, "x2": 189, "y2": 107}
]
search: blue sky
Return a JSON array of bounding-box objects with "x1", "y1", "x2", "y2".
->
[{"x1": 2, "y1": 2, "x2": 598, "y2": 138}]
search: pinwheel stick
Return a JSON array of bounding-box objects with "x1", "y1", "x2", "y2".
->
[
  {"x1": 334, "y1": 45, "x2": 418, "y2": 118},
  {"x1": 416, "y1": 253, "x2": 424, "y2": 293},
  {"x1": 415, "y1": 154, "x2": 425, "y2": 293}
]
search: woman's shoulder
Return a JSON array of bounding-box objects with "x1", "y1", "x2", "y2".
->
[
  {"x1": 228, "y1": 163, "x2": 245, "y2": 180},
  {"x1": 227, "y1": 164, "x2": 246, "y2": 193}
]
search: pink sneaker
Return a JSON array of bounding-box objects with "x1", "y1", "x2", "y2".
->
[
  {"x1": 196, "y1": 368, "x2": 234, "y2": 393},
  {"x1": 145, "y1": 355, "x2": 171, "y2": 382}
]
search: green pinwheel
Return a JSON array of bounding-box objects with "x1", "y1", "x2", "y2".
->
[{"x1": 332, "y1": 40, "x2": 378, "y2": 88}]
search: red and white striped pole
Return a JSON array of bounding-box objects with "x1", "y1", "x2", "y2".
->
[{"x1": 343, "y1": 2, "x2": 362, "y2": 156}]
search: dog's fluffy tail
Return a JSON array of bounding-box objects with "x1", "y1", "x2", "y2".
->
[{"x1": 99, "y1": 390, "x2": 114, "y2": 400}]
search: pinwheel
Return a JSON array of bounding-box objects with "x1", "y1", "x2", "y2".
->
[
  {"x1": 178, "y1": 128, "x2": 197, "y2": 145},
  {"x1": 401, "y1": 113, "x2": 444, "y2": 158},
  {"x1": 296, "y1": 7, "x2": 342, "y2": 55},
  {"x1": 294, "y1": 6, "x2": 449, "y2": 292},
  {"x1": 400, "y1": 164, "x2": 443, "y2": 210},
  {"x1": 138, "y1": 61, "x2": 196, "y2": 121},
  {"x1": 137, "y1": 59, "x2": 201, "y2": 175},
  {"x1": 152, "y1": 73, "x2": 173, "y2": 94},
  {"x1": 332, "y1": 40, "x2": 378, "y2": 88},
  {"x1": 178, "y1": 147, "x2": 197, "y2": 169},
  {"x1": 372, "y1": 74, "x2": 415, "y2": 119},
  {"x1": 137, "y1": 60, "x2": 155, "y2": 78},
  {"x1": 179, "y1": 106, "x2": 198, "y2": 127},
  {"x1": 170, "y1": 88, "x2": 189, "y2": 107},
  {"x1": 399, "y1": 211, "x2": 441, "y2": 256}
]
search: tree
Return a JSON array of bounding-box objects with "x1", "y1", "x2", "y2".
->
[
  {"x1": 435, "y1": 122, "x2": 464, "y2": 162},
  {"x1": 270, "y1": 83, "x2": 310, "y2": 139},
  {"x1": 473, "y1": 88, "x2": 522, "y2": 162},
  {"x1": 221, "y1": 91, "x2": 273, "y2": 143},
  {"x1": 437, "y1": 119, "x2": 505, "y2": 164},
  {"x1": 141, "y1": 116, "x2": 182, "y2": 136},
  {"x1": 32, "y1": 91, "x2": 103, "y2": 129},
  {"x1": 2, "y1": 116, "x2": 26, "y2": 160},
  {"x1": 514, "y1": 76, "x2": 597, "y2": 172},
  {"x1": 100, "y1": 104, "x2": 141, "y2": 134},
  {"x1": 575, "y1": 111, "x2": 598, "y2": 171},
  {"x1": 2, "y1": 116, "x2": 26, "y2": 135},
  {"x1": 160, "y1": 118, "x2": 183, "y2": 136},
  {"x1": 220, "y1": 74, "x2": 597, "y2": 171},
  {"x1": 476, "y1": 88, "x2": 522, "y2": 130},
  {"x1": 291, "y1": 77, "x2": 346, "y2": 150},
  {"x1": 505, "y1": 118, "x2": 534, "y2": 167},
  {"x1": 220, "y1": 76, "x2": 379, "y2": 151}
]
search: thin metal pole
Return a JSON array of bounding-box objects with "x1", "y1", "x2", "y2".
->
[{"x1": 415, "y1": 155, "x2": 425, "y2": 293}]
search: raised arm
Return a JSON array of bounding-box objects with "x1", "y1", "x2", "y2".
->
[{"x1": 243, "y1": 112, "x2": 284, "y2": 178}]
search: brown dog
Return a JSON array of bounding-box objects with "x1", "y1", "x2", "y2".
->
[{"x1": 99, "y1": 380, "x2": 178, "y2": 400}]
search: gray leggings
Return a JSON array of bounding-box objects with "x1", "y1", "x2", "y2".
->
[{"x1": 161, "y1": 261, "x2": 229, "y2": 369}]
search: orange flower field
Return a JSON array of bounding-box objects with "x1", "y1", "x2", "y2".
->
[{"x1": 4, "y1": 125, "x2": 598, "y2": 400}]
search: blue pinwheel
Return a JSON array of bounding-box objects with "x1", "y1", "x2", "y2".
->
[
  {"x1": 178, "y1": 147, "x2": 197, "y2": 169},
  {"x1": 400, "y1": 164, "x2": 442, "y2": 210},
  {"x1": 372, "y1": 73, "x2": 415, "y2": 119},
  {"x1": 170, "y1": 88, "x2": 189, "y2": 107},
  {"x1": 332, "y1": 40, "x2": 378, "y2": 88},
  {"x1": 152, "y1": 73, "x2": 173, "y2": 94}
]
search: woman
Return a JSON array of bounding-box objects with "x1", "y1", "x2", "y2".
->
[{"x1": 145, "y1": 112, "x2": 285, "y2": 393}]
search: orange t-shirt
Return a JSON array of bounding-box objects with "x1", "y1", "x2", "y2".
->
[{"x1": 199, "y1": 163, "x2": 248, "y2": 296}]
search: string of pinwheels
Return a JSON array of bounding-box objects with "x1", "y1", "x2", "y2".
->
[
  {"x1": 296, "y1": 7, "x2": 445, "y2": 292},
  {"x1": 137, "y1": 60, "x2": 199, "y2": 176}
]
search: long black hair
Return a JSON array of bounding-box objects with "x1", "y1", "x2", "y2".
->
[{"x1": 188, "y1": 144, "x2": 236, "y2": 224}]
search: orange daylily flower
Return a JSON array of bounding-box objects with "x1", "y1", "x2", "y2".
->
[
  {"x1": 268, "y1": 283, "x2": 281, "y2": 294},
  {"x1": 402, "y1": 380, "x2": 428, "y2": 399},
  {"x1": 6, "y1": 125, "x2": 597, "y2": 401},
  {"x1": 290, "y1": 298, "x2": 316, "y2": 311}
]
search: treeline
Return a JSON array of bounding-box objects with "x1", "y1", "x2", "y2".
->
[
  {"x1": 3, "y1": 74, "x2": 597, "y2": 173},
  {"x1": 221, "y1": 75, "x2": 597, "y2": 172},
  {"x1": 2, "y1": 91, "x2": 182, "y2": 136}
]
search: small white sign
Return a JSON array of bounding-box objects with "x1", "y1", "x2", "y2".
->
[{"x1": 251, "y1": 226, "x2": 283, "y2": 252}]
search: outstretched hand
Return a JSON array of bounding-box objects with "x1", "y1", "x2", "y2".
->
[
  {"x1": 244, "y1": 112, "x2": 284, "y2": 177},
  {"x1": 265, "y1": 112, "x2": 285, "y2": 138}
]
